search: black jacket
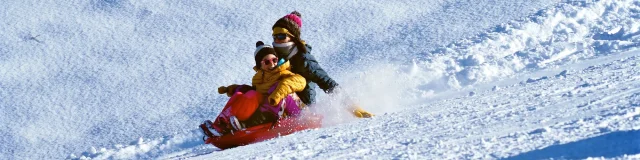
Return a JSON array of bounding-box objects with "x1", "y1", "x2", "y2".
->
[{"x1": 288, "y1": 44, "x2": 338, "y2": 104}]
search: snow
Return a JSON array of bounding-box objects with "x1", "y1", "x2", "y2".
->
[{"x1": 1, "y1": 0, "x2": 639, "y2": 159}]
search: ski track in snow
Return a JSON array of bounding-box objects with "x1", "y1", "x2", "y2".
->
[{"x1": 63, "y1": 0, "x2": 640, "y2": 159}]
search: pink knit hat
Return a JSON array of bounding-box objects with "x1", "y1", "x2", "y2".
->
[{"x1": 272, "y1": 11, "x2": 303, "y2": 38}]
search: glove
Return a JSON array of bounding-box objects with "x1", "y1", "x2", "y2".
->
[
  {"x1": 350, "y1": 105, "x2": 373, "y2": 118},
  {"x1": 268, "y1": 97, "x2": 279, "y2": 106},
  {"x1": 217, "y1": 85, "x2": 239, "y2": 97}
]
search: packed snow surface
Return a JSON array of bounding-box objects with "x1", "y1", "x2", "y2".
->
[{"x1": 1, "y1": 0, "x2": 639, "y2": 159}]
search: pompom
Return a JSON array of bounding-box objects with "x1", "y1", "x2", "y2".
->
[
  {"x1": 255, "y1": 41, "x2": 264, "y2": 47},
  {"x1": 290, "y1": 11, "x2": 301, "y2": 18}
]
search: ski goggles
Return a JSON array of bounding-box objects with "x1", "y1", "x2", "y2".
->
[
  {"x1": 262, "y1": 57, "x2": 278, "y2": 65},
  {"x1": 272, "y1": 34, "x2": 288, "y2": 41}
]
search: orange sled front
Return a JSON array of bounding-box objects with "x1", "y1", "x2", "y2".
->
[{"x1": 204, "y1": 114, "x2": 323, "y2": 150}]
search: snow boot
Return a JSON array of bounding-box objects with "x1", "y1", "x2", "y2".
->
[
  {"x1": 200, "y1": 120, "x2": 222, "y2": 138},
  {"x1": 229, "y1": 116, "x2": 245, "y2": 131}
]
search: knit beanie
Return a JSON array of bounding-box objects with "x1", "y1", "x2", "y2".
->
[
  {"x1": 272, "y1": 11, "x2": 302, "y2": 38},
  {"x1": 254, "y1": 41, "x2": 276, "y2": 67},
  {"x1": 272, "y1": 11, "x2": 307, "y2": 54}
]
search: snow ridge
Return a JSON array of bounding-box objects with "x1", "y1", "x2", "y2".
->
[{"x1": 409, "y1": 0, "x2": 639, "y2": 91}]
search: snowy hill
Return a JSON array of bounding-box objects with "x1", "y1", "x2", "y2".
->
[{"x1": 1, "y1": 0, "x2": 639, "y2": 159}]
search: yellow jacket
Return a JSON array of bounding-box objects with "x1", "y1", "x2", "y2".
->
[{"x1": 252, "y1": 61, "x2": 306, "y2": 106}]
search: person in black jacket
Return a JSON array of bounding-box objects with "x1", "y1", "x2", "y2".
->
[{"x1": 270, "y1": 11, "x2": 373, "y2": 118}]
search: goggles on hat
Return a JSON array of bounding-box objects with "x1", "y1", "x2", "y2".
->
[{"x1": 272, "y1": 27, "x2": 294, "y2": 37}]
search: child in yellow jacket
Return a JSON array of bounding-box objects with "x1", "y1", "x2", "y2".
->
[
  {"x1": 250, "y1": 42, "x2": 306, "y2": 107},
  {"x1": 216, "y1": 41, "x2": 306, "y2": 131}
]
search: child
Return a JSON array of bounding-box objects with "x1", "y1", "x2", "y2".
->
[{"x1": 202, "y1": 41, "x2": 307, "y2": 137}]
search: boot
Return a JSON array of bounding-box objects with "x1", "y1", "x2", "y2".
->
[
  {"x1": 200, "y1": 120, "x2": 222, "y2": 138},
  {"x1": 229, "y1": 116, "x2": 246, "y2": 131}
]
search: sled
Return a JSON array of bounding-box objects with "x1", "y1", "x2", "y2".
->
[{"x1": 204, "y1": 113, "x2": 323, "y2": 150}]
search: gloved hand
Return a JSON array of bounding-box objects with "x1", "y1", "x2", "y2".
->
[
  {"x1": 268, "y1": 97, "x2": 279, "y2": 106},
  {"x1": 217, "y1": 85, "x2": 239, "y2": 97},
  {"x1": 350, "y1": 105, "x2": 373, "y2": 118}
]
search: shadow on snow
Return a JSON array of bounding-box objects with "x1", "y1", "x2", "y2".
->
[{"x1": 503, "y1": 130, "x2": 640, "y2": 160}]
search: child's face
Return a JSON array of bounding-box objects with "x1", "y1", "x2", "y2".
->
[{"x1": 260, "y1": 54, "x2": 278, "y2": 70}]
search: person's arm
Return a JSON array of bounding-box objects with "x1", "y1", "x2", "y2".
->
[
  {"x1": 298, "y1": 54, "x2": 339, "y2": 93},
  {"x1": 217, "y1": 84, "x2": 253, "y2": 97},
  {"x1": 268, "y1": 74, "x2": 306, "y2": 106}
]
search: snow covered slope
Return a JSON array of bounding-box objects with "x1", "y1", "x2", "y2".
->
[
  {"x1": 190, "y1": 51, "x2": 640, "y2": 159},
  {"x1": 2, "y1": 0, "x2": 640, "y2": 159}
]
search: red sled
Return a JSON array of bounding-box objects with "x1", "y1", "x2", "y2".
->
[{"x1": 204, "y1": 114, "x2": 323, "y2": 150}]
